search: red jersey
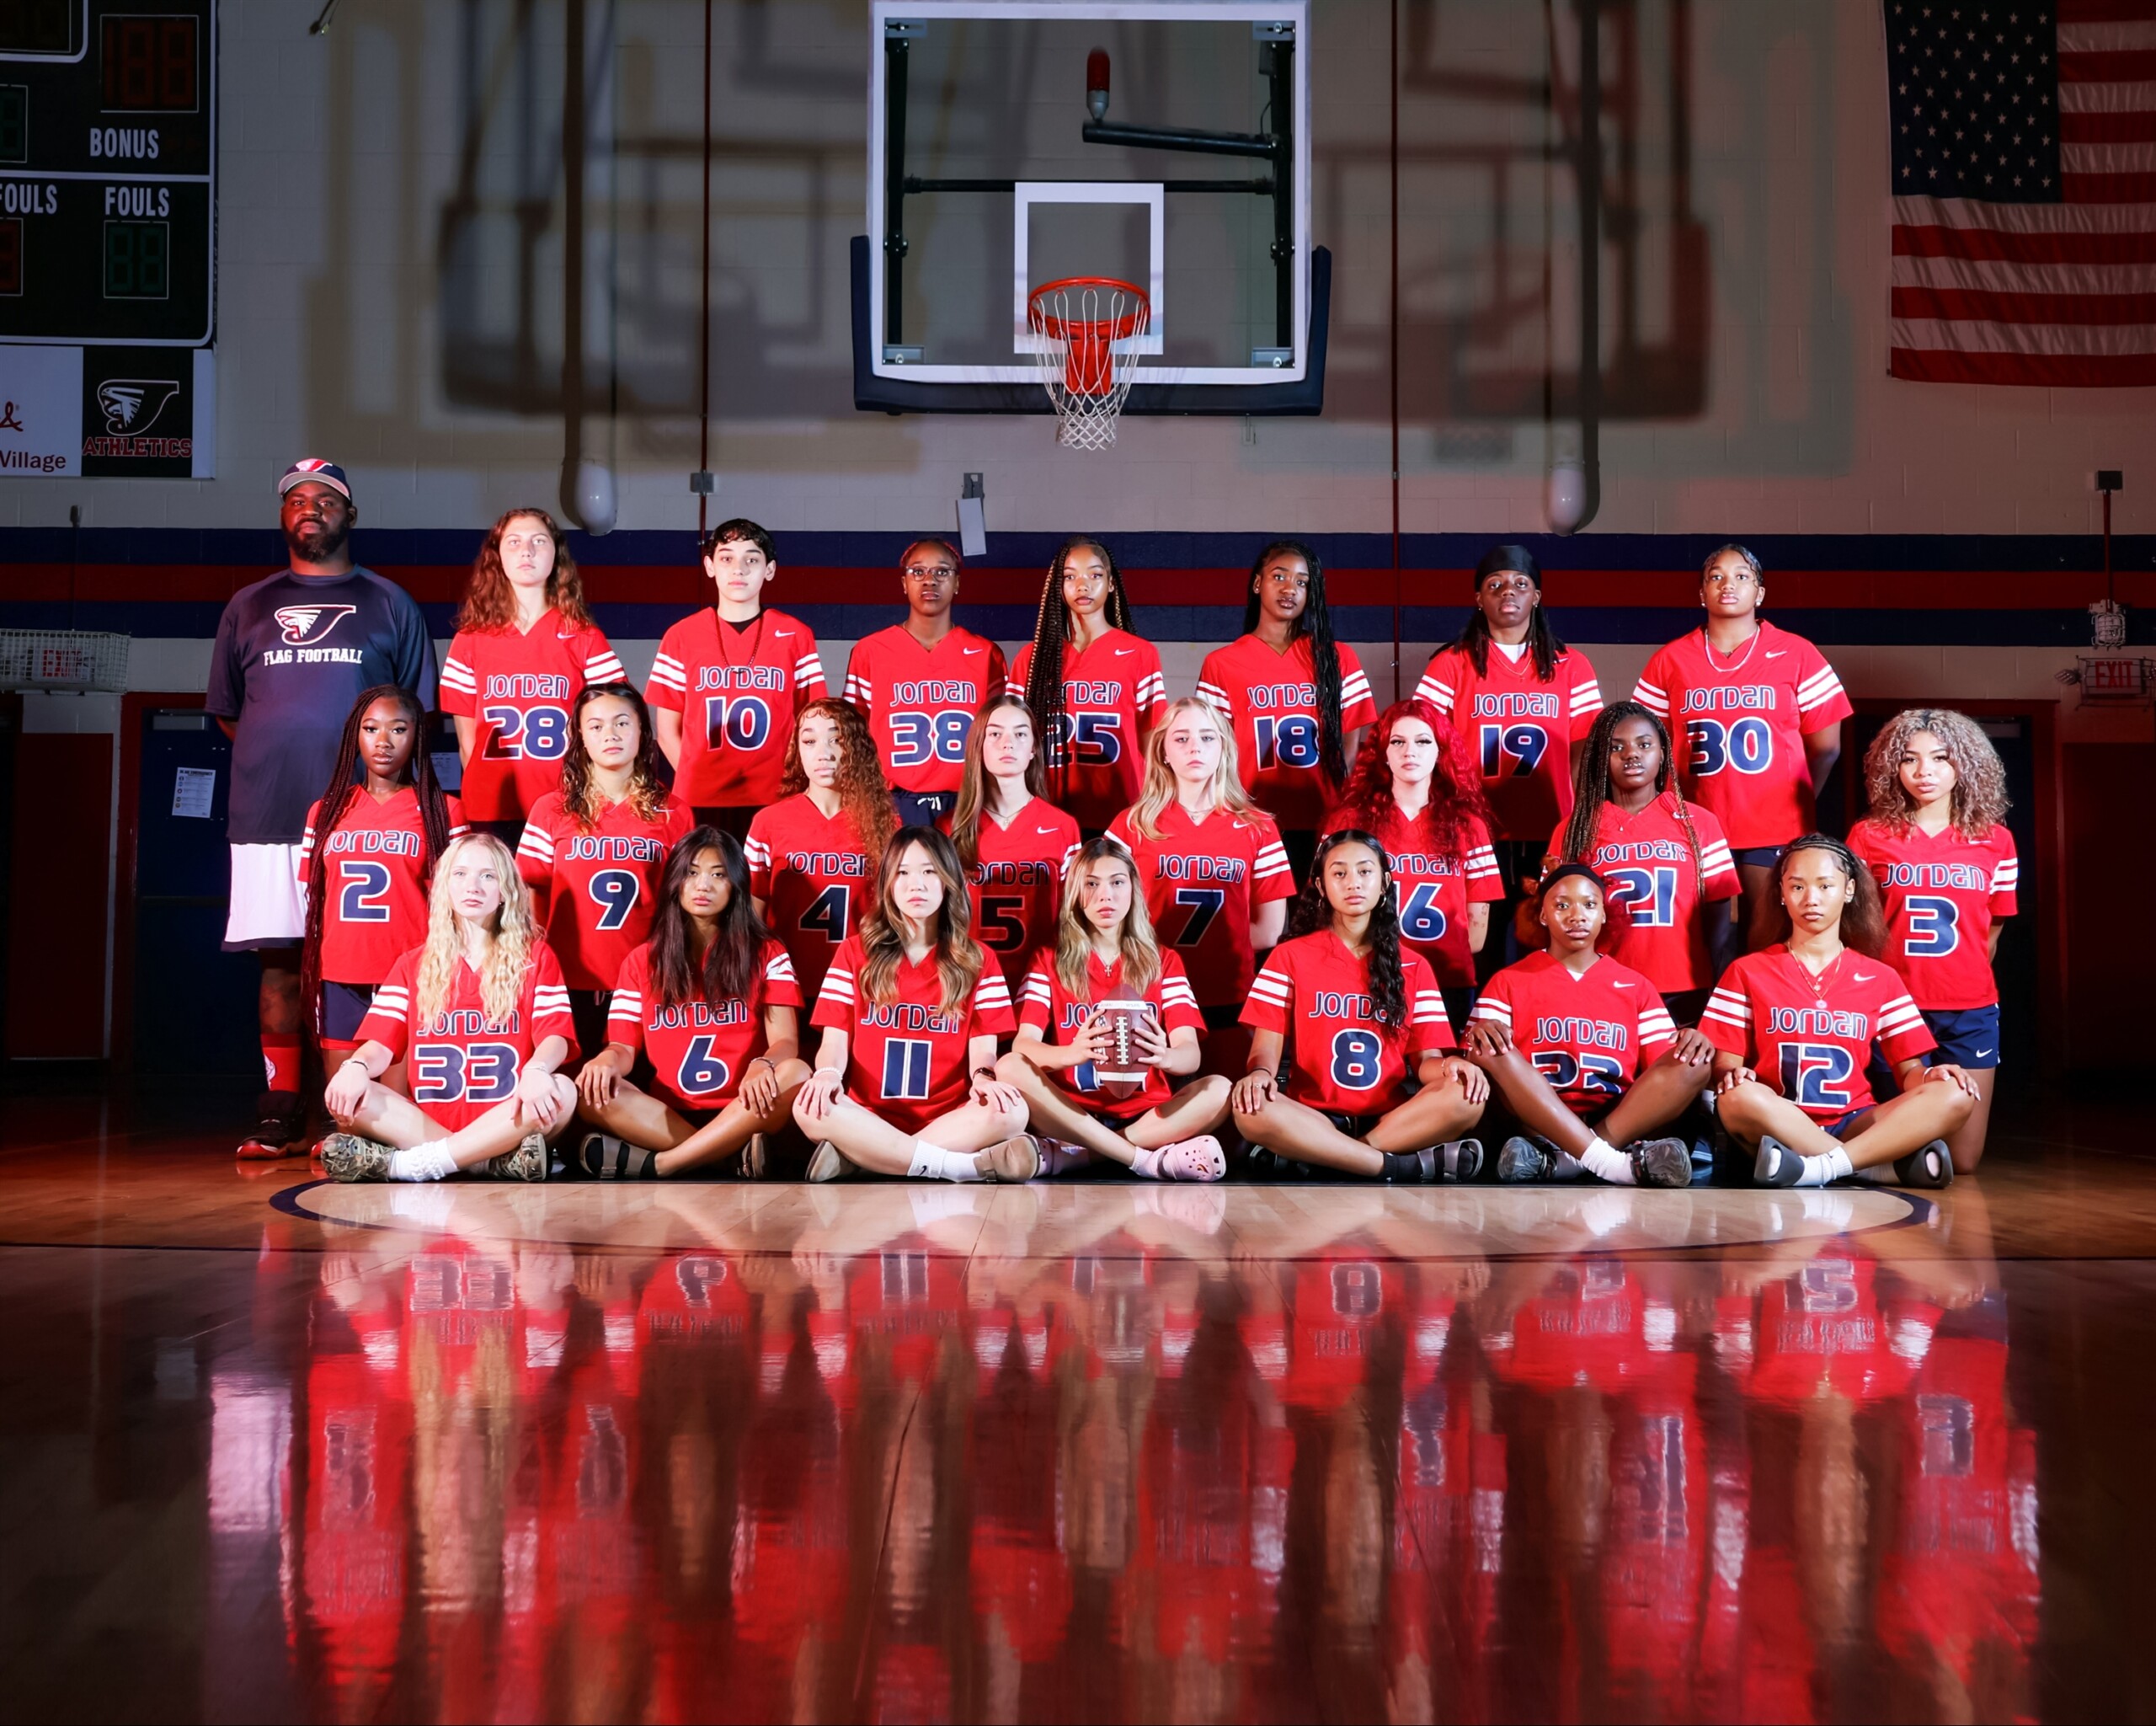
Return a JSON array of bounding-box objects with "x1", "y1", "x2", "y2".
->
[
  {"x1": 437, "y1": 613, "x2": 625, "y2": 822},
  {"x1": 811, "y1": 934, "x2": 1017, "y2": 1134},
  {"x1": 1633, "y1": 623, "x2": 1852, "y2": 849},
  {"x1": 1416, "y1": 643, "x2": 1603, "y2": 840},
  {"x1": 1470, "y1": 950, "x2": 1677, "y2": 1111},
  {"x1": 298, "y1": 788, "x2": 468, "y2": 986},
  {"x1": 357, "y1": 944, "x2": 577, "y2": 1131},
  {"x1": 1848, "y1": 818, "x2": 2018, "y2": 1011},
  {"x1": 948, "y1": 797, "x2": 1081, "y2": 988},
  {"x1": 1241, "y1": 932, "x2": 1454, "y2": 1114},
  {"x1": 1701, "y1": 946, "x2": 1935, "y2": 1120},
  {"x1": 1006, "y1": 629, "x2": 1167, "y2": 828},
  {"x1": 1016, "y1": 947, "x2": 1205, "y2": 1120},
  {"x1": 744, "y1": 793, "x2": 879, "y2": 1002},
  {"x1": 1742, "y1": 1253, "x2": 1938, "y2": 1408},
  {"x1": 644, "y1": 607, "x2": 827, "y2": 806},
  {"x1": 1195, "y1": 633, "x2": 1379, "y2": 830},
  {"x1": 1105, "y1": 802, "x2": 1295, "y2": 1007},
  {"x1": 1546, "y1": 793, "x2": 1741, "y2": 994},
  {"x1": 514, "y1": 788, "x2": 695, "y2": 991},
  {"x1": 605, "y1": 939, "x2": 800, "y2": 1113},
  {"x1": 842, "y1": 624, "x2": 1007, "y2": 796},
  {"x1": 1326, "y1": 807, "x2": 1504, "y2": 990}
]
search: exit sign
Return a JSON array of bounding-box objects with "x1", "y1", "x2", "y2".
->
[{"x1": 2081, "y1": 656, "x2": 2149, "y2": 700}]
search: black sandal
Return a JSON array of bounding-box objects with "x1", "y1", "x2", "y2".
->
[{"x1": 579, "y1": 1132, "x2": 659, "y2": 1179}]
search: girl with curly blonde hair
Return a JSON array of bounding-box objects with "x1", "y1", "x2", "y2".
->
[
  {"x1": 1849, "y1": 708, "x2": 2018, "y2": 1171},
  {"x1": 321, "y1": 833, "x2": 580, "y2": 1184}
]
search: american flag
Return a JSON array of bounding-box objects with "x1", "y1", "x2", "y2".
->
[{"x1": 1887, "y1": 2, "x2": 2156, "y2": 386}]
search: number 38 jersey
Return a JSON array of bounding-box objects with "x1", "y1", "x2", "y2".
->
[
  {"x1": 811, "y1": 935, "x2": 1017, "y2": 1135},
  {"x1": 1633, "y1": 623, "x2": 1853, "y2": 850},
  {"x1": 1701, "y1": 947, "x2": 1935, "y2": 1121},
  {"x1": 298, "y1": 787, "x2": 470, "y2": 986},
  {"x1": 1241, "y1": 931, "x2": 1454, "y2": 1114},
  {"x1": 1007, "y1": 630, "x2": 1167, "y2": 831},
  {"x1": 1196, "y1": 633, "x2": 1379, "y2": 831},
  {"x1": 1415, "y1": 644, "x2": 1603, "y2": 841},
  {"x1": 1106, "y1": 803, "x2": 1296, "y2": 1008},
  {"x1": 843, "y1": 625, "x2": 1008, "y2": 797},
  {"x1": 515, "y1": 788, "x2": 696, "y2": 991},
  {"x1": 1848, "y1": 818, "x2": 2017, "y2": 1011},
  {"x1": 1469, "y1": 951, "x2": 1677, "y2": 1111},
  {"x1": 438, "y1": 613, "x2": 626, "y2": 822},
  {"x1": 356, "y1": 946, "x2": 578, "y2": 1131},
  {"x1": 745, "y1": 794, "x2": 880, "y2": 1001},
  {"x1": 606, "y1": 939, "x2": 801, "y2": 1113}
]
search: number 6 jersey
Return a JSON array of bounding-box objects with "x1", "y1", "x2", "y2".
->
[
  {"x1": 606, "y1": 939, "x2": 801, "y2": 1112},
  {"x1": 356, "y1": 946, "x2": 578, "y2": 1131},
  {"x1": 1241, "y1": 931, "x2": 1454, "y2": 1114},
  {"x1": 516, "y1": 788, "x2": 696, "y2": 991},
  {"x1": 1700, "y1": 946, "x2": 1935, "y2": 1121}
]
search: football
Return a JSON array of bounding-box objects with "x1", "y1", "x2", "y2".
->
[{"x1": 1090, "y1": 987, "x2": 1158, "y2": 1103}]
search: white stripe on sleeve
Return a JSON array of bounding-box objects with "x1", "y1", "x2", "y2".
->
[
  {"x1": 1632, "y1": 677, "x2": 1670, "y2": 719},
  {"x1": 648, "y1": 653, "x2": 687, "y2": 694}
]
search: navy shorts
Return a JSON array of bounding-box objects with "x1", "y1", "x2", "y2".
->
[
  {"x1": 1730, "y1": 845, "x2": 1783, "y2": 870},
  {"x1": 1817, "y1": 1106, "x2": 1872, "y2": 1139},
  {"x1": 320, "y1": 981, "x2": 374, "y2": 1042},
  {"x1": 893, "y1": 788, "x2": 956, "y2": 829},
  {"x1": 1922, "y1": 1003, "x2": 2000, "y2": 1070}
]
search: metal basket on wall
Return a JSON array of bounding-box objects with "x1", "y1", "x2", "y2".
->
[{"x1": 0, "y1": 630, "x2": 132, "y2": 693}]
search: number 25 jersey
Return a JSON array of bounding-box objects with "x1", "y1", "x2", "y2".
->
[
  {"x1": 1007, "y1": 630, "x2": 1167, "y2": 830},
  {"x1": 356, "y1": 946, "x2": 578, "y2": 1131},
  {"x1": 1700, "y1": 947, "x2": 1935, "y2": 1120},
  {"x1": 1848, "y1": 818, "x2": 2017, "y2": 1011}
]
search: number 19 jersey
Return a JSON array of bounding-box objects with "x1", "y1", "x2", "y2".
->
[
  {"x1": 745, "y1": 794, "x2": 878, "y2": 1001},
  {"x1": 438, "y1": 613, "x2": 625, "y2": 822},
  {"x1": 1416, "y1": 644, "x2": 1603, "y2": 841},
  {"x1": 843, "y1": 625, "x2": 1008, "y2": 796},
  {"x1": 1242, "y1": 932, "x2": 1454, "y2": 1114},
  {"x1": 1700, "y1": 947, "x2": 1935, "y2": 1121},
  {"x1": 1847, "y1": 819, "x2": 2017, "y2": 1011},
  {"x1": 515, "y1": 789, "x2": 696, "y2": 991}
]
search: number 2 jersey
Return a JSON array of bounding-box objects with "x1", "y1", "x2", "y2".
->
[
  {"x1": 298, "y1": 787, "x2": 470, "y2": 986},
  {"x1": 811, "y1": 935, "x2": 1017, "y2": 1135},
  {"x1": 1195, "y1": 633, "x2": 1379, "y2": 831},
  {"x1": 1007, "y1": 630, "x2": 1168, "y2": 830},
  {"x1": 1544, "y1": 793, "x2": 1741, "y2": 995},
  {"x1": 745, "y1": 794, "x2": 882, "y2": 1002},
  {"x1": 515, "y1": 789, "x2": 696, "y2": 991},
  {"x1": 1701, "y1": 946, "x2": 1935, "y2": 1120},
  {"x1": 1848, "y1": 818, "x2": 2018, "y2": 1011},
  {"x1": 644, "y1": 607, "x2": 828, "y2": 807},
  {"x1": 1241, "y1": 932, "x2": 1454, "y2": 1114},
  {"x1": 356, "y1": 946, "x2": 578, "y2": 1131},
  {"x1": 1017, "y1": 948, "x2": 1206, "y2": 1121},
  {"x1": 1633, "y1": 623, "x2": 1853, "y2": 850},
  {"x1": 606, "y1": 939, "x2": 801, "y2": 1112},
  {"x1": 1105, "y1": 803, "x2": 1296, "y2": 1008},
  {"x1": 1415, "y1": 643, "x2": 1603, "y2": 841},
  {"x1": 437, "y1": 612, "x2": 626, "y2": 822},
  {"x1": 1468, "y1": 950, "x2": 1677, "y2": 1111},
  {"x1": 842, "y1": 624, "x2": 1008, "y2": 797},
  {"x1": 948, "y1": 798, "x2": 1082, "y2": 989}
]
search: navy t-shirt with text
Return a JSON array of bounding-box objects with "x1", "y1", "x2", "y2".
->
[{"x1": 205, "y1": 566, "x2": 438, "y2": 844}]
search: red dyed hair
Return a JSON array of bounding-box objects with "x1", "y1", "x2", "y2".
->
[{"x1": 1327, "y1": 697, "x2": 1491, "y2": 858}]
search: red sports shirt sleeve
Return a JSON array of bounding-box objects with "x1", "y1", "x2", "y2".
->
[
  {"x1": 1241, "y1": 952, "x2": 1294, "y2": 1035},
  {"x1": 642, "y1": 616, "x2": 691, "y2": 713},
  {"x1": 1793, "y1": 638, "x2": 1853, "y2": 732},
  {"x1": 1874, "y1": 986, "x2": 1935, "y2": 1069},
  {"x1": 1699, "y1": 961, "x2": 1755, "y2": 1061},
  {"x1": 1017, "y1": 956, "x2": 1056, "y2": 1035},
  {"x1": 579, "y1": 626, "x2": 627, "y2": 687},
  {"x1": 606, "y1": 947, "x2": 650, "y2": 1056},
  {"x1": 810, "y1": 936, "x2": 862, "y2": 1032},
  {"x1": 1631, "y1": 646, "x2": 1677, "y2": 722},
  {"x1": 1635, "y1": 995, "x2": 1678, "y2": 1061},
  {"x1": 528, "y1": 944, "x2": 578, "y2": 1046},
  {"x1": 1464, "y1": 820, "x2": 1506, "y2": 902},
  {"x1": 744, "y1": 808, "x2": 777, "y2": 900},
  {"x1": 1694, "y1": 805, "x2": 1741, "y2": 900},
  {"x1": 1155, "y1": 950, "x2": 1206, "y2": 1037},
  {"x1": 355, "y1": 951, "x2": 419, "y2": 1059},
  {"x1": 1566, "y1": 652, "x2": 1605, "y2": 726},
  {"x1": 969, "y1": 963, "x2": 1018, "y2": 1039},
  {"x1": 1991, "y1": 830, "x2": 2020, "y2": 917},
  {"x1": 841, "y1": 639, "x2": 873, "y2": 716},
  {"x1": 760, "y1": 940, "x2": 804, "y2": 1011},
  {"x1": 1412, "y1": 649, "x2": 1460, "y2": 717},
  {"x1": 437, "y1": 632, "x2": 480, "y2": 717},
  {"x1": 1252, "y1": 815, "x2": 1296, "y2": 904}
]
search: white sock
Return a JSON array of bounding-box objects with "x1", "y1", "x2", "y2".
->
[
  {"x1": 387, "y1": 1141, "x2": 457, "y2": 1182},
  {"x1": 1798, "y1": 1146, "x2": 1854, "y2": 1187},
  {"x1": 1128, "y1": 1145, "x2": 1166, "y2": 1180},
  {"x1": 907, "y1": 1139, "x2": 984, "y2": 1183},
  {"x1": 1577, "y1": 1135, "x2": 1636, "y2": 1186}
]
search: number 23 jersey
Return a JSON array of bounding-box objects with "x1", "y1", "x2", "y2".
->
[
  {"x1": 515, "y1": 789, "x2": 696, "y2": 991},
  {"x1": 356, "y1": 946, "x2": 578, "y2": 1131},
  {"x1": 1700, "y1": 946, "x2": 1935, "y2": 1120},
  {"x1": 1468, "y1": 951, "x2": 1676, "y2": 1110},
  {"x1": 1241, "y1": 932, "x2": 1454, "y2": 1114},
  {"x1": 1847, "y1": 818, "x2": 2017, "y2": 1011},
  {"x1": 606, "y1": 939, "x2": 801, "y2": 1112}
]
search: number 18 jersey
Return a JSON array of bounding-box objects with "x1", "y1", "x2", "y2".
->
[{"x1": 1700, "y1": 947, "x2": 1935, "y2": 1121}]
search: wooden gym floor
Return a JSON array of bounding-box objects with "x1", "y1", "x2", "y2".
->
[{"x1": 3, "y1": 1083, "x2": 2154, "y2": 1723}]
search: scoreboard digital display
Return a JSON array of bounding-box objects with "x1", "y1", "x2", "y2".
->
[{"x1": 0, "y1": 1, "x2": 213, "y2": 345}]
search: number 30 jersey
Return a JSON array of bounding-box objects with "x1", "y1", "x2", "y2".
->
[
  {"x1": 843, "y1": 625, "x2": 1008, "y2": 797},
  {"x1": 1241, "y1": 931, "x2": 1454, "y2": 1114},
  {"x1": 1416, "y1": 644, "x2": 1603, "y2": 841},
  {"x1": 745, "y1": 794, "x2": 880, "y2": 1002},
  {"x1": 516, "y1": 789, "x2": 696, "y2": 991},
  {"x1": 438, "y1": 613, "x2": 626, "y2": 822},
  {"x1": 1008, "y1": 630, "x2": 1167, "y2": 830},
  {"x1": 298, "y1": 787, "x2": 470, "y2": 986},
  {"x1": 606, "y1": 939, "x2": 801, "y2": 1112},
  {"x1": 1469, "y1": 951, "x2": 1676, "y2": 1111},
  {"x1": 1848, "y1": 819, "x2": 2017, "y2": 1011},
  {"x1": 356, "y1": 947, "x2": 578, "y2": 1131},
  {"x1": 1701, "y1": 947, "x2": 1935, "y2": 1121}
]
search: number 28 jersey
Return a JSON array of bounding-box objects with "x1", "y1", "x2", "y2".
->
[
  {"x1": 515, "y1": 789, "x2": 696, "y2": 991},
  {"x1": 606, "y1": 939, "x2": 801, "y2": 1112},
  {"x1": 1700, "y1": 947, "x2": 1935, "y2": 1121},
  {"x1": 1007, "y1": 630, "x2": 1167, "y2": 830},
  {"x1": 438, "y1": 613, "x2": 626, "y2": 822},
  {"x1": 298, "y1": 787, "x2": 469, "y2": 986},
  {"x1": 1847, "y1": 818, "x2": 2018, "y2": 1011},
  {"x1": 356, "y1": 946, "x2": 578, "y2": 1131},
  {"x1": 1242, "y1": 932, "x2": 1454, "y2": 1114}
]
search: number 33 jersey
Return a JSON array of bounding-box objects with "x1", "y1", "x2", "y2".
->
[
  {"x1": 1241, "y1": 932, "x2": 1454, "y2": 1114},
  {"x1": 298, "y1": 787, "x2": 470, "y2": 986},
  {"x1": 516, "y1": 789, "x2": 696, "y2": 991},
  {"x1": 1848, "y1": 819, "x2": 2017, "y2": 1010},
  {"x1": 1701, "y1": 947, "x2": 1936, "y2": 1120},
  {"x1": 606, "y1": 939, "x2": 801, "y2": 1112},
  {"x1": 357, "y1": 947, "x2": 578, "y2": 1131},
  {"x1": 1469, "y1": 951, "x2": 1676, "y2": 1111}
]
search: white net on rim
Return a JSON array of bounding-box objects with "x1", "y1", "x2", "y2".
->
[{"x1": 1026, "y1": 278, "x2": 1150, "y2": 452}]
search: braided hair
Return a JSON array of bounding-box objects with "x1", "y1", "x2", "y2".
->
[
  {"x1": 1023, "y1": 536, "x2": 1134, "y2": 799},
  {"x1": 1771, "y1": 833, "x2": 1889, "y2": 959},
  {"x1": 1241, "y1": 538, "x2": 1348, "y2": 788},
  {"x1": 1452, "y1": 542, "x2": 1566, "y2": 681},
  {"x1": 300, "y1": 684, "x2": 454, "y2": 1034},
  {"x1": 1558, "y1": 700, "x2": 1709, "y2": 900},
  {"x1": 1288, "y1": 829, "x2": 1407, "y2": 1029}
]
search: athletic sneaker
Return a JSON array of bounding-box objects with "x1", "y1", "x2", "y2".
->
[
  {"x1": 1754, "y1": 1135, "x2": 1807, "y2": 1187},
  {"x1": 1892, "y1": 1140, "x2": 1956, "y2": 1189},
  {"x1": 320, "y1": 1132, "x2": 393, "y2": 1183},
  {"x1": 237, "y1": 1092, "x2": 305, "y2": 1160},
  {"x1": 1627, "y1": 1137, "x2": 1694, "y2": 1189},
  {"x1": 1497, "y1": 1136, "x2": 1585, "y2": 1184},
  {"x1": 488, "y1": 1133, "x2": 549, "y2": 1182},
  {"x1": 983, "y1": 1134, "x2": 1042, "y2": 1183}
]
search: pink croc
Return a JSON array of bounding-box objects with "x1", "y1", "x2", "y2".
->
[{"x1": 1154, "y1": 1135, "x2": 1226, "y2": 1183}]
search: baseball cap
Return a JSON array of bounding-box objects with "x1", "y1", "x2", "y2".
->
[{"x1": 279, "y1": 457, "x2": 352, "y2": 502}]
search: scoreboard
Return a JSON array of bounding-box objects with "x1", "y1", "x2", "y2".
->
[{"x1": 0, "y1": 1, "x2": 214, "y2": 345}]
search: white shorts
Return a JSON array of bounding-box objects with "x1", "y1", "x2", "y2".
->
[{"x1": 225, "y1": 842, "x2": 307, "y2": 948}]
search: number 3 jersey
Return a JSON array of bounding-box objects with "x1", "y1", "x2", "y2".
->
[
  {"x1": 1415, "y1": 644, "x2": 1604, "y2": 841},
  {"x1": 1017, "y1": 948, "x2": 1206, "y2": 1120},
  {"x1": 297, "y1": 788, "x2": 470, "y2": 986},
  {"x1": 644, "y1": 607, "x2": 828, "y2": 808},
  {"x1": 1544, "y1": 792, "x2": 1740, "y2": 995},
  {"x1": 1848, "y1": 818, "x2": 2018, "y2": 1010},
  {"x1": 1196, "y1": 633, "x2": 1379, "y2": 831},
  {"x1": 745, "y1": 794, "x2": 881, "y2": 1001},
  {"x1": 606, "y1": 939, "x2": 801, "y2": 1112},
  {"x1": 1701, "y1": 947, "x2": 1936, "y2": 1120},
  {"x1": 356, "y1": 946, "x2": 578, "y2": 1130},
  {"x1": 1632, "y1": 623, "x2": 1853, "y2": 850},
  {"x1": 1469, "y1": 951, "x2": 1678, "y2": 1111},
  {"x1": 1105, "y1": 804, "x2": 1296, "y2": 1008},
  {"x1": 1007, "y1": 630, "x2": 1168, "y2": 830},
  {"x1": 843, "y1": 625, "x2": 1009, "y2": 797},
  {"x1": 1241, "y1": 931, "x2": 1454, "y2": 1114},
  {"x1": 437, "y1": 613, "x2": 626, "y2": 822},
  {"x1": 811, "y1": 935, "x2": 1017, "y2": 1135},
  {"x1": 515, "y1": 789, "x2": 696, "y2": 991}
]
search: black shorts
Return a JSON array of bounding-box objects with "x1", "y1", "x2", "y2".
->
[
  {"x1": 467, "y1": 819, "x2": 526, "y2": 846},
  {"x1": 1661, "y1": 988, "x2": 1711, "y2": 1028},
  {"x1": 1202, "y1": 1003, "x2": 1242, "y2": 1031},
  {"x1": 570, "y1": 990, "x2": 611, "y2": 1061},
  {"x1": 1322, "y1": 1110, "x2": 1385, "y2": 1140},
  {"x1": 320, "y1": 981, "x2": 374, "y2": 1042},
  {"x1": 893, "y1": 789, "x2": 956, "y2": 828}
]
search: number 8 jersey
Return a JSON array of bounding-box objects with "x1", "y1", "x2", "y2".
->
[
  {"x1": 516, "y1": 788, "x2": 696, "y2": 991},
  {"x1": 1241, "y1": 931, "x2": 1454, "y2": 1114},
  {"x1": 1700, "y1": 947, "x2": 1935, "y2": 1121},
  {"x1": 356, "y1": 947, "x2": 578, "y2": 1131}
]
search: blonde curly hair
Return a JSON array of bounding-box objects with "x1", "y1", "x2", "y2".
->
[
  {"x1": 414, "y1": 833, "x2": 544, "y2": 1029},
  {"x1": 1861, "y1": 708, "x2": 2009, "y2": 840}
]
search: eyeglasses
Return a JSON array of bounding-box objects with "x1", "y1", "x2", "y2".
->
[{"x1": 903, "y1": 564, "x2": 957, "y2": 581}]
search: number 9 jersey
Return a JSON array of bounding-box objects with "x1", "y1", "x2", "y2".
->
[
  {"x1": 355, "y1": 946, "x2": 579, "y2": 1131},
  {"x1": 1700, "y1": 947, "x2": 1935, "y2": 1121},
  {"x1": 1241, "y1": 931, "x2": 1455, "y2": 1114},
  {"x1": 516, "y1": 788, "x2": 696, "y2": 991},
  {"x1": 1847, "y1": 818, "x2": 2017, "y2": 1011}
]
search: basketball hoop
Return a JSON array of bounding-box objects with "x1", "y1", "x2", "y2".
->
[{"x1": 1026, "y1": 276, "x2": 1150, "y2": 451}]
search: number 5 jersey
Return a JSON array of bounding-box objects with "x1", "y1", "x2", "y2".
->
[{"x1": 356, "y1": 947, "x2": 578, "y2": 1130}]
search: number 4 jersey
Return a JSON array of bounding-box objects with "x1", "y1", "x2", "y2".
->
[
  {"x1": 1416, "y1": 643, "x2": 1604, "y2": 842},
  {"x1": 745, "y1": 794, "x2": 881, "y2": 1002},
  {"x1": 515, "y1": 789, "x2": 696, "y2": 991},
  {"x1": 1848, "y1": 818, "x2": 2017, "y2": 1011},
  {"x1": 1700, "y1": 947, "x2": 1935, "y2": 1121},
  {"x1": 1469, "y1": 951, "x2": 1677, "y2": 1112},
  {"x1": 1241, "y1": 931, "x2": 1454, "y2": 1114},
  {"x1": 606, "y1": 939, "x2": 801, "y2": 1113},
  {"x1": 298, "y1": 787, "x2": 470, "y2": 986},
  {"x1": 356, "y1": 946, "x2": 578, "y2": 1131},
  {"x1": 438, "y1": 613, "x2": 626, "y2": 823}
]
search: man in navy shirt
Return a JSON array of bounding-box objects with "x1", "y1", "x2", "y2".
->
[{"x1": 206, "y1": 458, "x2": 436, "y2": 1156}]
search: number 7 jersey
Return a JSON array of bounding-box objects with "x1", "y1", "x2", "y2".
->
[{"x1": 1700, "y1": 947, "x2": 1935, "y2": 1120}]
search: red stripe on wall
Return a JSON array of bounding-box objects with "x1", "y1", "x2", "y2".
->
[
  {"x1": 1891, "y1": 283, "x2": 2156, "y2": 323},
  {"x1": 1890, "y1": 345, "x2": 2156, "y2": 385}
]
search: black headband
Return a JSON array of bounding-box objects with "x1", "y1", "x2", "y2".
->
[{"x1": 1475, "y1": 543, "x2": 1541, "y2": 588}]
